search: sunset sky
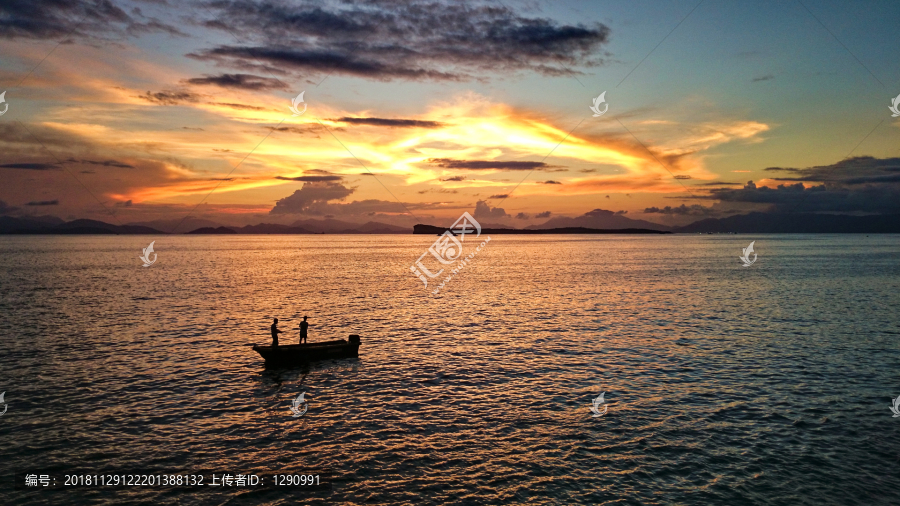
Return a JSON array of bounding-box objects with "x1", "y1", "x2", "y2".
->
[{"x1": 1, "y1": 0, "x2": 898, "y2": 228}]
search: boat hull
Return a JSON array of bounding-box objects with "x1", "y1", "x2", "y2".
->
[{"x1": 252, "y1": 336, "x2": 360, "y2": 366}]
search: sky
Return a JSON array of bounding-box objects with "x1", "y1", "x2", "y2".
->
[{"x1": 1, "y1": 0, "x2": 899, "y2": 229}]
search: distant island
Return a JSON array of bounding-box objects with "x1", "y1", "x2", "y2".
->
[
  {"x1": 0, "y1": 217, "x2": 165, "y2": 235},
  {"x1": 187, "y1": 226, "x2": 238, "y2": 234},
  {"x1": 2, "y1": 211, "x2": 900, "y2": 235},
  {"x1": 414, "y1": 224, "x2": 671, "y2": 235},
  {"x1": 0, "y1": 216, "x2": 408, "y2": 235}
]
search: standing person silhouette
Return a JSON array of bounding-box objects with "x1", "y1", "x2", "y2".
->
[
  {"x1": 299, "y1": 316, "x2": 309, "y2": 344},
  {"x1": 271, "y1": 318, "x2": 283, "y2": 347}
]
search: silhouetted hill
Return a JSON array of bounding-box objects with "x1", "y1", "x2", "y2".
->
[
  {"x1": 353, "y1": 221, "x2": 410, "y2": 233},
  {"x1": 289, "y1": 218, "x2": 408, "y2": 234},
  {"x1": 56, "y1": 219, "x2": 163, "y2": 234},
  {"x1": 128, "y1": 217, "x2": 224, "y2": 234},
  {"x1": 0, "y1": 216, "x2": 409, "y2": 234},
  {"x1": 0, "y1": 216, "x2": 54, "y2": 233},
  {"x1": 24, "y1": 215, "x2": 65, "y2": 226},
  {"x1": 414, "y1": 224, "x2": 671, "y2": 235},
  {"x1": 0, "y1": 217, "x2": 164, "y2": 234},
  {"x1": 234, "y1": 223, "x2": 316, "y2": 234},
  {"x1": 675, "y1": 212, "x2": 900, "y2": 233},
  {"x1": 528, "y1": 209, "x2": 670, "y2": 231},
  {"x1": 187, "y1": 226, "x2": 237, "y2": 234},
  {"x1": 186, "y1": 223, "x2": 384, "y2": 234}
]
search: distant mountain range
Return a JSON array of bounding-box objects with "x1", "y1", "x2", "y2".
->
[
  {"x1": 674, "y1": 212, "x2": 900, "y2": 233},
  {"x1": 187, "y1": 220, "x2": 409, "y2": 234},
  {"x1": 3, "y1": 211, "x2": 900, "y2": 235},
  {"x1": 0, "y1": 216, "x2": 165, "y2": 234},
  {"x1": 127, "y1": 217, "x2": 224, "y2": 234},
  {"x1": 0, "y1": 216, "x2": 410, "y2": 234},
  {"x1": 525, "y1": 209, "x2": 670, "y2": 231},
  {"x1": 414, "y1": 224, "x2": 670, "y2": 235}
]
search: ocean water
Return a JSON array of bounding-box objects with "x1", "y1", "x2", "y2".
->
[{"x1": 1, "y1": 234, "x2": 899, "y2": 505}]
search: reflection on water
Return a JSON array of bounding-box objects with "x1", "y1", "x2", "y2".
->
[{"x1": 1, "y1": 234, "x2": 899, "y2": 505}]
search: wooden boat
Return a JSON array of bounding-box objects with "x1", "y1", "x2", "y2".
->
[{"x1": 252, "y1": 335, "x2": 361, "y2": 366}]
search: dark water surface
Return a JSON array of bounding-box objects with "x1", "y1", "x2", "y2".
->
[{"x1": 1, "y1": 234, "x2": 899, "y2": 505}]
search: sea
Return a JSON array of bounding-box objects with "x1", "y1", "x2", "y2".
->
[{"x1": 1, "y1": 234, "x2": 898, "y2": 505}]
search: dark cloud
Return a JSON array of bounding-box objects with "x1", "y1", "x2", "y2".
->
[
  {"x1": 193, "y1": 45, "x2": 460, "y2": 81},
  {"x1": 190, "y1": 0, "x2": 611, "y2": 81},
  {"x1": 213, "y1": 102, "x2": 267, "y2": 111},
  {"x1": 0, "y1": 0, "x2": 184, "y2": 40},
  {"x1": 65, "y1": 158, "x2": 135, "y2": 169},
  {"x1": 335, "y1": 117, "x2": 444, "y2": 128},
  {"x1": 542, "y1": 180, "x2": 562, "y2": 184},
  {"x1": 474, "y1": 200, "x2": 509, "y2": 219},
  {"x1": 270, "y1": 181, "x2": 354, "y2": 214},
  {"x1": 427, "y1": 158, "x2": 560, "y2": 171},
  {"x1": 276, "y1": 175, "x2": 343, "y2": 182},
  {"x1": 0, "y1": 120, "x2": 94, "y2": 150},
  {"x1": 764, "y1": 156, "x2": 900, "y2": 184},
  {"x1": 268, "y1": 182, "x2": 420, "y2": 216},
  {"x1": 184, "y1": 73, "x2": 286, "y2": 91},
  {"x1": 704, "y1": 157, "x2": 900, "y2": 214},
  {"x1": 0, "y1": 162, "x2": 58, "y2": 170},
  {"x1": 417, "y1": 188, "x2": 458, "y2": 194},
  {"x1": 129, "y1": 18, "x2": 187, "y2": 38},
  {"x1": 644, "y1": 204, "x2": 716, "y2": 216},
  {"x1": 488, "y1": 194, "x2": 509, "y2": 199},
  {"x1": 265, "y1": 125, "x2": 326, "y2": 136},
  {"x1": 673, "y1": 175, "x2": 692, "y2": 180},
  {"x1": 440, "y1": 175, "x2": 466, "y2": 182},
  {"x1": 696, "y1": 181, "x2": 742, "y2": 186},
  {"x1": 535, "y1": 211, "x2": 551, "y2": 219},
  {"x1": 752, "y1": 74, "x2": 774, "y2": 82},
  {"x1": 843, "y1": 173, "x2": 900, "y2": 184},
  {"x1": 139, "y1": 91, "x2": 200, "y2": 105},
  {"x1": 615, "y1": 210, "x2": 627, "y2": 215},
  {"x1": 709, "y1": 179, "x2": 900, "y2": 214},
  {"x1": 26, "y1": 200, "x2": 59, "y2": 206},
  {"x1": 515, "y1": 212, "x2": 529, "y2": 219}
]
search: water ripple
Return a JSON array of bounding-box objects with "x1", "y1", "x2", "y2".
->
[{"x1": 1, "y1": 235, "x2": 898, "y2": 505}]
